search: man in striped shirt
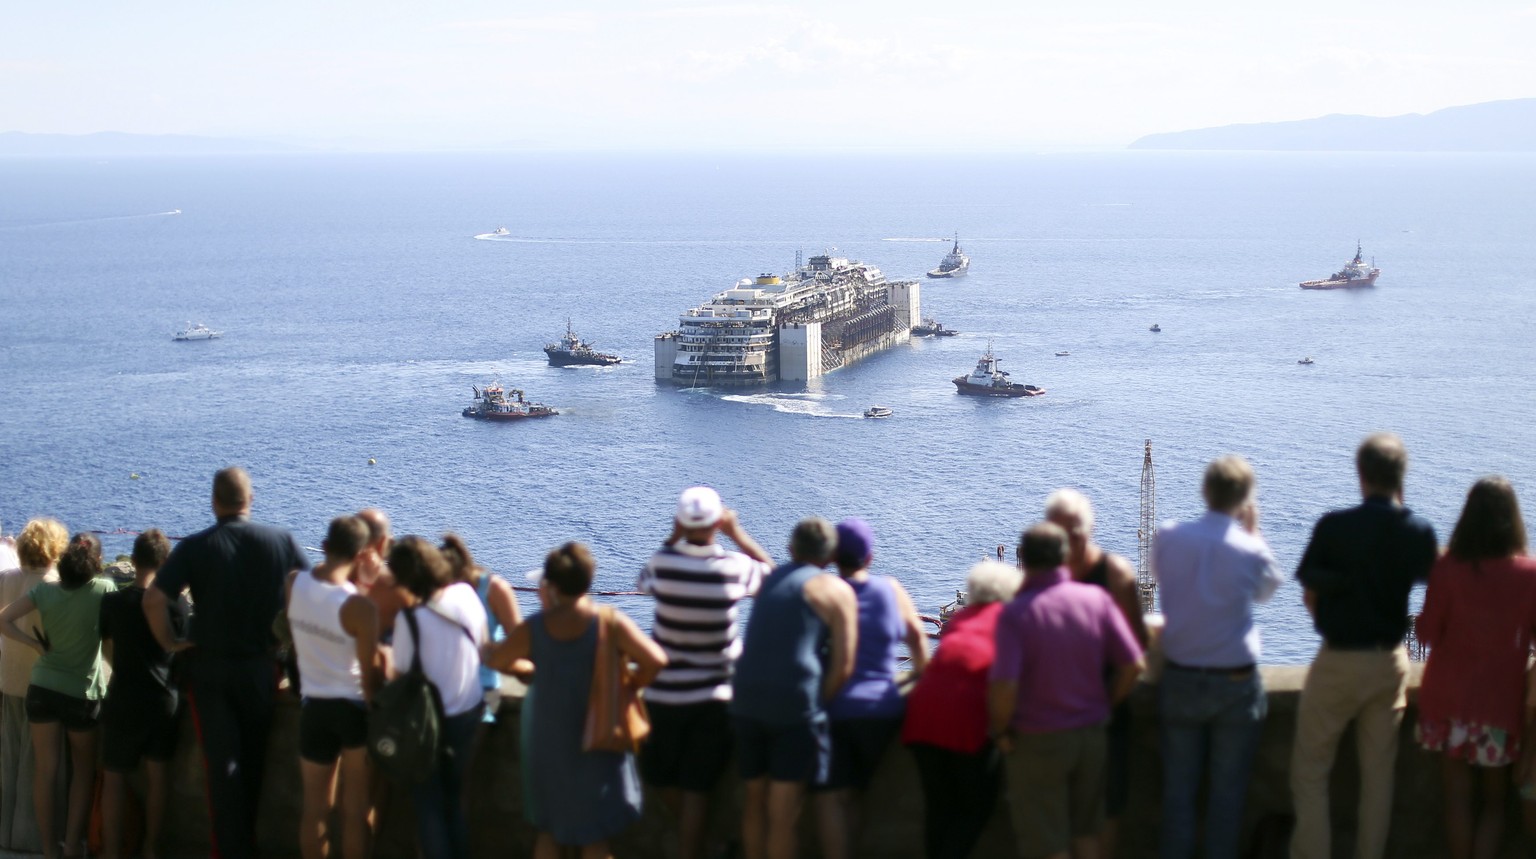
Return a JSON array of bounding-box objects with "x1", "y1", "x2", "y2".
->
[{"x1": 639, "y1": 486, "x2": 773, "y2": 859}]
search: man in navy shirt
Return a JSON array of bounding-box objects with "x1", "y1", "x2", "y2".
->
[
  {"x1": 144, "y1": 467, "x2": 308, "y2": 859},
  {"x1": 1290, "y1": 434, "x2": 1437, "y2": 859}
]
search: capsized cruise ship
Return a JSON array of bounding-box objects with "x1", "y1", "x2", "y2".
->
[{"x1": 655, "y1": 253, "x2": 921, "y2": 386}]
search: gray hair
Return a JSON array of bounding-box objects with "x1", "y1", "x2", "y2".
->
[
  {"x1": 965, "y1": 560, "x2": 1023, "y2": 605},
  {"x1": 789, "y1": 517, "x2": 837, "y2": 565},
  {"x1": 1044, "y1": 488, "x2": 1094, "y2": 536}
]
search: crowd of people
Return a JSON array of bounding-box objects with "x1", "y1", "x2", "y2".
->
[{"x1": 0, "y1": 432, "x2": 1531, "y2": 859}]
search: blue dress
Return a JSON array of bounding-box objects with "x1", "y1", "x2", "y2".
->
[{"x1": 522, "y1": 611, "x2": 642, "y2": 845}]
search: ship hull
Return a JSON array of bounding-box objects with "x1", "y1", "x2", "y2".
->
[
  {"x1": 952, "y1": 378, "x2": 1045, "y2": 398},
  {"x1": 462, "y1": 408, "x2": 558, "y2": 420},
  {"x1": 1300, "y1": 271, "x2": 1380, "y2": 290},
  {"x1": 926, "y1": 267, "x2": 968, "y2": 279},
  {"x1": 546, "y1": 350, "x2": 621, "y2": 367}
]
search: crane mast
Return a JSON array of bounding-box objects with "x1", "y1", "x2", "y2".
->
[{"x1": 1137, "y1": 438, "x2": 1157, "y2": 612}]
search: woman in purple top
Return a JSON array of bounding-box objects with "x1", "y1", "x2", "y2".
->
[{"x1": 815, "y1": 518, "x2": 929, "y2": 859}]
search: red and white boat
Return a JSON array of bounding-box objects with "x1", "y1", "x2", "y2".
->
[{"x1": 462, "y1": 382, "x2": 558, "y2": 420}]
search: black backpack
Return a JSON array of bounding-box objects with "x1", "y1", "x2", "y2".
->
[{"x1": 367, "y1": 608, "x2": 443, "y2": 783}]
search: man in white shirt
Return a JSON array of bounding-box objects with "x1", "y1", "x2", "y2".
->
[{"x1": 1153, "y1": 455, "x2": 1283, "y2": 859}]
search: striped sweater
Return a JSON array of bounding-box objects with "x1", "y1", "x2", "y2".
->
[{"x1": 638, "y1": 541, "x2": 769, "y2": 705}]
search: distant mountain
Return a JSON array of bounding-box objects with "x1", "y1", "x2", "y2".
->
[
  {"x1": 0, "y1": 131, "x2": 304, "y2": 157},
  {"x1": 1129, "y1": 99, "x2": 1536, "y2": 152}
]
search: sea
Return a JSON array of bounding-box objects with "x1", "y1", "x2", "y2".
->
[{"x1": 2, "y1": 151, "x2": 1534, "y2": 665}]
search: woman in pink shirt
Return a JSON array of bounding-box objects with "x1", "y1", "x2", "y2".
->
[
  {"x1": 1416, "y1": 476, "x2": 1536, "y2": 859},
  {"x1": 901, "y1": 561, "x2": 1021, "y2": 859}
]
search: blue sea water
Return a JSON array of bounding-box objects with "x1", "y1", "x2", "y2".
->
[{"x1": 2, "y1": 151, "x2": 1533, "y2": 664}]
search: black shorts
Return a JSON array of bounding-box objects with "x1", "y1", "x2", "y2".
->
[
  {"x1": 640, "y1": 700, "x2": 734, "y2": 792},
  {"x1": 818, "y1": 716, "x2": 903, "y2": 791},
  {"x1": 299, "y1": 697, "x2": 369, "y2": 764},
  {"x1": 102, "y1": 696, "x2": 180, "y2": 773},
  {"x1": 734, "y1": 714, "x2": 830, "y2": 785},
  {"x1": 25, "y1": 685, "x2": 101, "y2": 732}
]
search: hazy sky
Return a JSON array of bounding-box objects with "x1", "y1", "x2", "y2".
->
[{"x1": 4, "y1": 1, "x2": 1533, "y2": 150}]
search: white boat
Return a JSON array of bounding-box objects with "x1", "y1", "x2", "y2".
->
[
  {"x1": 173, "y1": 323, "x2": 221, "y2": 341},
  {"x1": 863, "y1": 406, "x2": 894, "y2": 418},
  {"x1": 492, "y1": 227, "x2": 510, "y2": 236}
]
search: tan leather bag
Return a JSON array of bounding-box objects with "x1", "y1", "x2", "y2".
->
[{"x1": 582, "y1": 605, "x2": 651, "y2": 753}]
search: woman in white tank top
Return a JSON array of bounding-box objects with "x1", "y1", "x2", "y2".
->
[{"x1": 286, "y1": 517, "x2": 379, "y2": 859}]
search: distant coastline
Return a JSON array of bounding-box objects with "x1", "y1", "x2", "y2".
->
[
  {"x1": 1129, "y1": 98, "x2": 1536, "y2": 152},
  {"x1": 0, "y1": 131, "x2": 303, "y2": 157}
]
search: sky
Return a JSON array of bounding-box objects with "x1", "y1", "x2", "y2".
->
[{"x1": 3, "y1": 1, "x2": 1533, "y2": 150}]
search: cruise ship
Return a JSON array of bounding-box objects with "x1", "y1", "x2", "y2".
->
[{"x1": 654, "y1": 253, "x2": 921, "y2": 386}]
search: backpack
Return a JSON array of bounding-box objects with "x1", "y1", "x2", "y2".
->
[{"x1": 367, "y1": 608, "x2": 443, "y2": 783}]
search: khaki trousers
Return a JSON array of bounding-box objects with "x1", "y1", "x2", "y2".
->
[
  {"x1": 1289, "y1": 645, "x2": 1409, "y2": 859},
  {"x1": 0, "y1": 693, "x2": 42, "y2": 853}
]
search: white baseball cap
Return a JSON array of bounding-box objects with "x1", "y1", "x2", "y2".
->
[{"x1": 676, "y1": 486, "x2": 724, "y2": 529}]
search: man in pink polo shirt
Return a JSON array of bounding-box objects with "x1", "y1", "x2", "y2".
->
[{"x1": 989, "y1": 522, "x2": 1145, "y2": 859}]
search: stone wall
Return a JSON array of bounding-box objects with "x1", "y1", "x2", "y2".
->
[{"x1": 141, "y1": 667, "x2": 1533, "y2": 858}]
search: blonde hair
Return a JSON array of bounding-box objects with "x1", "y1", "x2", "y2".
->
[
  {"x1": 17, "y1": 518, "x2": 68, "y2": 570},
  {"x1": 1044, "y1": 488, "x2": 1095, "y2": 536},
  {"x1": 1202, "y1": 455, "x2": 1255, "y2": 513}
]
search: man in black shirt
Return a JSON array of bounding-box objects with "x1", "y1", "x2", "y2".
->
[
  {"x1": 144, "y1": 467, "x2": 309, "y2": 859},
  {"x1": 100, "y1": 528, "x2": 188, "y2": 859},
  {"x1": 1289, "y1": 434, "x2": 1438, "y2": 859}
]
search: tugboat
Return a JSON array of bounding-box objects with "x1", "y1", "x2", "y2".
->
[
  {"x1": 1300, "y1": 242, "x2": 1380, "y2": 289},
  {"x1": 544, "y1": 320, "x2": 622, "y2": 367},
  {"x1": 926, "y1": 234, "x2": 970, "y2": 279},
  {"x1": 462, "y1": 382, "x2": 558, "y2": 421},
  {"x1": 173, "y1": 322, "x2": 221, "y2": 341},
  {"x1": 863, "y1": 405, "x2": 894, "y2": 419},
  {"x1": 952, "y1": 345, "x2": 1045, "y2": 398},
  {"x1": 911, "y1": 317, "x2": 960, "y2": 337}
]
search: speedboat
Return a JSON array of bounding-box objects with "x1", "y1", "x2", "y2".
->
[
  {"x1": 173, "y1": 323, "x2": 221, "y2": 341},
  {"x1": 492, "y1": 227, "x2": 510, "y2": 236},
  {"x1": 1055, "y1": 351, "x2": 1070, "y2": 357},
  {"x1": 1298, "y1": 357, "x2": 1315, "y2": 365},
  {"x1": 863, "y1": 406, "x2": 894, "y2": 419},
  {"x1": 1149, "y1": 324, "x2": 1162, "y2": 333}
]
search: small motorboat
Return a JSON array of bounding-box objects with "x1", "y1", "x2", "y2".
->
[
  {"x1": 863, "y1": 406, "x2": 894, "y2": 419},
  {"x1": 492, "y1": 227, "x2": 510, "y2": 236},
  {"x1": 1298, "y1": 357, "x2": 1315, "y2": 365},
  {"x1": 1055, "y1": 350, "x2": 1070, "y2": 357},
  {"x1": 173, "y1": 323, "x2": 221, "y2": 341},
  {"x1": 1149, "y1": 324, "x2": 1162, "y2": 333}
]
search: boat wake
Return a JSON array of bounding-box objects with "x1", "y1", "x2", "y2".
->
[
  {"x1": 882, "y1": 237, "x2": 949, "y2": 243},
  {"x1": 472, "y1": 234, "x2": 787, "y2": 246},
  {"x1": 0, "y1": 209, "x2": 182, "y2": 231},
  {"x1": 720, "y1": 392, "x2": 862, "y2": 419}
]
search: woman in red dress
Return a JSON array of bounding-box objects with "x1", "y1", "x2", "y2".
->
[{"x1": 1416, "y1": 476, "x2": 1536, "y2": 859}]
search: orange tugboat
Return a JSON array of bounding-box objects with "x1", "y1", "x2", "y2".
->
[
  {"x1": 952, "y1": 345, "x2": 1045, "y2": 398},
  {"x1": 462, "y1": 382, "x2": 558, "y2": 420},
  {"x1": 1300, "y1": 242, "x2": 1380, "y2": 290}
]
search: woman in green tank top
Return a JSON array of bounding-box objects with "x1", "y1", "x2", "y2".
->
[{"x1": 0, "y1": 533, "x2": 116, "y2": 859}]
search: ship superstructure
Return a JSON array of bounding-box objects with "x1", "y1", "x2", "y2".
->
[{"x1": 654, "y1": 253, "x2": 920, "y2": 386}]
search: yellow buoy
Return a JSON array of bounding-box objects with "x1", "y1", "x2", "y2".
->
[
  {"x1": 130, "y1": 473, "x2": 140, "y2": 480},
  {"x1": 368, "y1": 458, "x2": 376, "y2": 466}
]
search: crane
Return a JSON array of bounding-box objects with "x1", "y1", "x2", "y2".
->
[{"x1": 1137, "y1": 439, "x2": 1157, "y2": 613}]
